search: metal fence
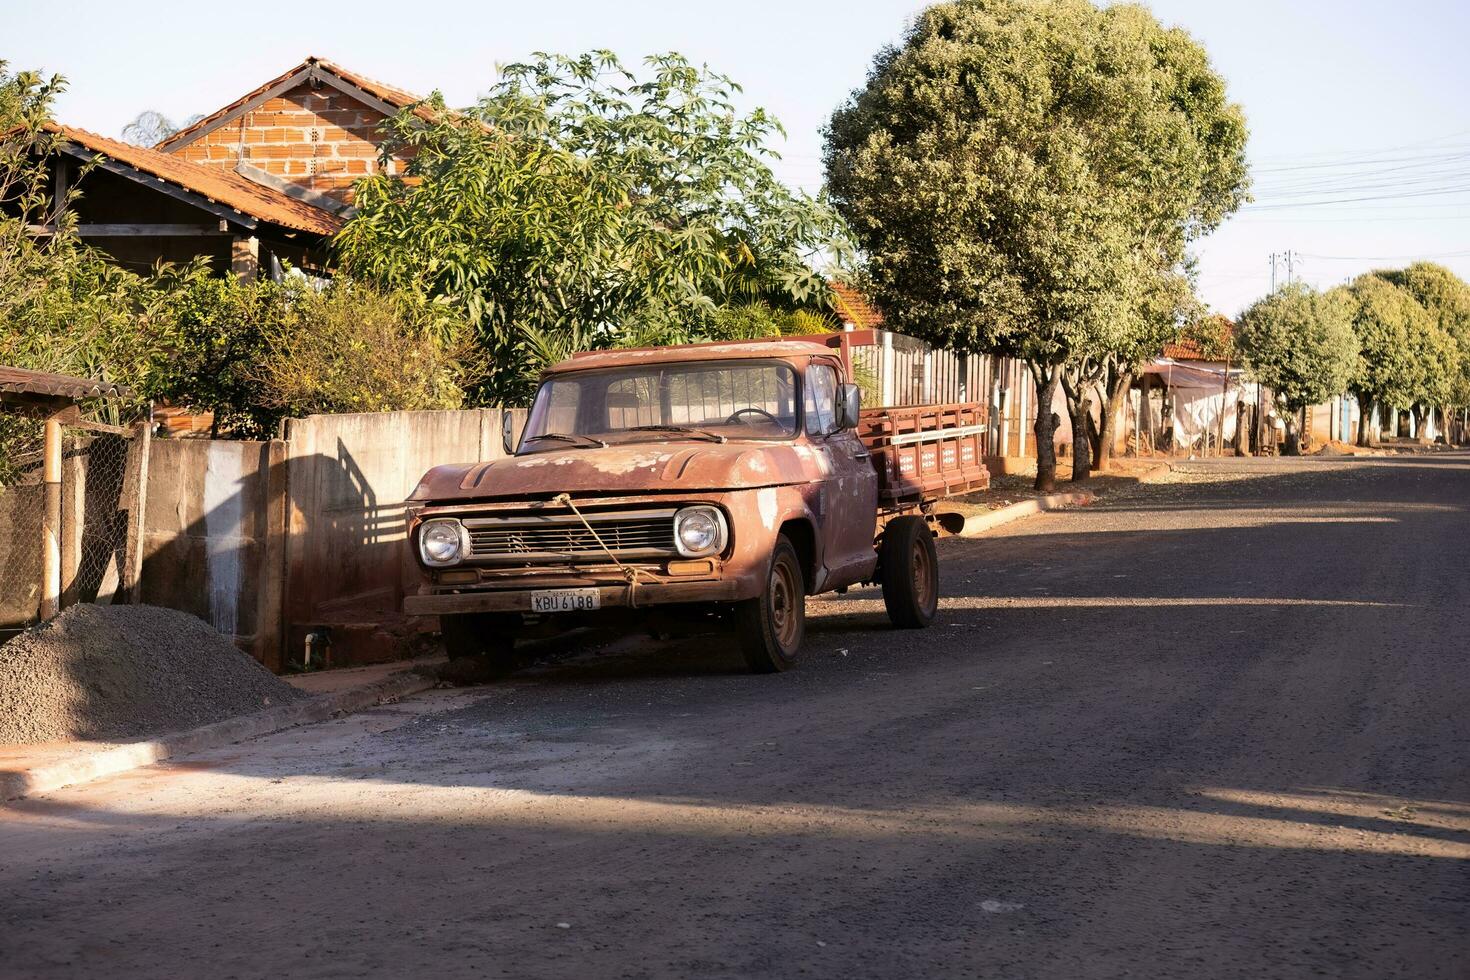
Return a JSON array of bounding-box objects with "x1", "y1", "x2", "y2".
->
[
  {"x1": 0, "y1": 416, "x2": 149, "y2": 635},
  {"x1": 0, "y1": 418, "x2": 46, "y2": 630},
  {"x1": 850, "y1": 330, "x2": 1040, "y2": 458}
]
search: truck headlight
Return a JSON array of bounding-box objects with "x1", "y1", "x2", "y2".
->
[
  {"x1": 419, "y1": 519, "x2": 468, "y2": 566},
  {"x1": 674, "y1": 506, "x2": 727, "y2": 558}
]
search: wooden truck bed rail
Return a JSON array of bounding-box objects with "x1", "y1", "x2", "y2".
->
[{"x1": 858, "y1": 403, "x2": 991, "y2": 505}]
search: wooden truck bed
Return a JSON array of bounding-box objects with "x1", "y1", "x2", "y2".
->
[{"x1": 858, "y1": 403, "x2": 991, "y2": 506}]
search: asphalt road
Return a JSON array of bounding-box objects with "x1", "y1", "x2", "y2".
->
[{"x1": 2, "y1": 454, "x2": 1467, "y2": 980}]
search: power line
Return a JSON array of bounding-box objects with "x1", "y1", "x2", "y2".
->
[
  {"x1": 1297, "y1": 248, "x2": 1470, "y2": 261},
  {"x1": 1244, "y1": 184, "x2": 1470, "y2": 210}
]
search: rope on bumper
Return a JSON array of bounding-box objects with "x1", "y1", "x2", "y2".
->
[{"x1": 550, "y1": 493, "x2": 655, "y2": 608}]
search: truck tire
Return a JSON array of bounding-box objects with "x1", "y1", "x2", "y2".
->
[
  {"x1": 735, "y1": 536, "x2": 806, "y2": 673},
  {"x1": 880, "y1": 516, "x2": 939, "y2": 629},
  {"x1": 439, "y1": 613, "x2": 523, "y2": 682}
]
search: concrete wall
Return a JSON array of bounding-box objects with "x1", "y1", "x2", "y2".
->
[
  {"x1": 138, "y1": 439, "x2": 287, "y2": 670},
  {"x1": 282, "y1": 409, "x2": 524, "y2": 666}
]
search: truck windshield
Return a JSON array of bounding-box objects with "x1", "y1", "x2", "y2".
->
[{"x1": 521, "y1": 360, "x2": 800, "y2": 451}]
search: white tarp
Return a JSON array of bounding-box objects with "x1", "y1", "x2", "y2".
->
[{"x1": 1142, "y1": 358, "x2": 1254, "y2": 451}]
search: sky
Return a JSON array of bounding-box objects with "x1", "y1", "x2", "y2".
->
[{"x1": 5, "y1": 0, "x2": 1469, "y2": 319}]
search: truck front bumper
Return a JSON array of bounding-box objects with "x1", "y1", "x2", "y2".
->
[{"x1": 403, "y1": 577, "x2": 747, "y2": 616}]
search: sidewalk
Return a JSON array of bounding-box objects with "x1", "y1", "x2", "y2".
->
[{"x1": 1, "y1": 655, "x2": 445, "y2": 802}]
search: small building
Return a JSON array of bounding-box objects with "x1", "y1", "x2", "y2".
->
[
  {"x1": 31, "y1": 56, "x2": 428, "y2": 281},
  {"x1": 157, "y1": 56, "x2": 425, "y2": 207},
  {"x1": 36, "y1": 122, "x2": 342, "y2": 280},
  {"x1": 1135, "y1": 339, "x2": 1254, "y2": 455}
]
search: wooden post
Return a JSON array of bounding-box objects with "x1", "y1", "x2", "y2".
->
[
  {"x1": 232, "y1": 235, "x2": 260, "y2": 283},
  {"x1": 125, "y1": 417, "x2": 152, "y2": 604},
  {"x1": 40, "y1": 415, "x2": 62, "y2": 621}
]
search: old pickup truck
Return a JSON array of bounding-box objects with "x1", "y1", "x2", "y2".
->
[{"x1": 403, "y1": 334, "x2": 989, "y2": 674}]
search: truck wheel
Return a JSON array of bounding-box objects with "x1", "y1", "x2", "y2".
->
[
  {"x1": 439, "y1": 613, "x2": 523, "y2": 682},
  {"x1": 880, "y1": 516, "x2": 939, "y2": 629},
  {"x1": 734, "y1": 536, "x2": 806, "y2": 673}
]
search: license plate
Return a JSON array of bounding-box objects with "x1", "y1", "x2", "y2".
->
[{"x1": 530, "y1": 588, "x2": 601, "y2": 613}]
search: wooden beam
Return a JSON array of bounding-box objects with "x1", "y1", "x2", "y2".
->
[
  {"x1": 312, "y1": 67, "x2": 410, "y2": 121},
  {"x1": 58, "y1": 145, "x2": 259, "y2": 231},
  {"x1": 40, "y1": 415, "x2": 62, "y2": 622},
  {"x1": 234, "y1": 162, "x2": 350, "y2": 215},
  {"x1": 28, "y1": 223, "x2": 234, "y2": 237},
  {"x1": 125, "y1": 418, "x2": 152, "y2": 605}
]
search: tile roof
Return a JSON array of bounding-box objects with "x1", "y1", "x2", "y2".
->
[
  {"x1": 0, "y1": 366, "x2": 133, "y2": 402},
  {"x1": 830, "y1": 281, "x2": 884, "y2": 330},
  {"x1": 1162, "y1": 317, "x2": 1236, "y2": 361},
  {"x1": 45, "y1": 123, "x2": 342, "y2": 237},
  {"x1": 1161, "y1": 337, "x2": 1208, "y2": 360},
  {"x1": 158, "y1": 55, "x2": 432, "y2": 153}
]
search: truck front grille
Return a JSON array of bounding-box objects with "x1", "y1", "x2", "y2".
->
[{"x1": 462, "y1": 509, "x2": 677, "y2": 563}]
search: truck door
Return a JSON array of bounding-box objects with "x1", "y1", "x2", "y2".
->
[{"x1": 806, "y1": 361, "x2": 879, "y2": 589}]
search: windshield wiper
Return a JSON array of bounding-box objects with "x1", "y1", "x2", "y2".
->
[
  {"x1": 624, "y1": 424, "x2": 727, "y2": 443},
  {"x1": 524, "y1": 432, "x2": 607, "y2": 449}
]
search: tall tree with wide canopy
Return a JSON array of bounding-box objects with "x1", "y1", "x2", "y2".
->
[
  {"x1": 1236, "y1": 283, "x2": 1357, "y2": 455},
  {"x1": 337, "y1": 52, "x2": 851, "y2": 403},
  {"x1": 824, "y1": 0, "x2": 1248, "y2": 489},
  {"x1": 1381, "y1": 262, "x2": 1470, "y2": 440},
  {"x1": 1336, "y1": 275, "x2": 1422, "y2": 445}
]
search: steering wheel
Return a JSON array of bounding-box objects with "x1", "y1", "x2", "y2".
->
[{"x1": 725, "y1": 407, "x2": 781, "y2": 426}]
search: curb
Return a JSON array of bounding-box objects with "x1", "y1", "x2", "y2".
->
[
  {"x1": 2, "y1": 668, "x2": 438, "y2": 802},
  {"x1": 958, "y1": 490, "x2": 1097, "y2": 537}
]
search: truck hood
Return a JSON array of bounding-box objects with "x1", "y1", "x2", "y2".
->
[{"x1": 409, "y1": 441, "x2": 832, "y2": 503}]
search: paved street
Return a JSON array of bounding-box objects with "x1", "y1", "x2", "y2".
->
[{"x1": 2, "y1": 454, "x2": 1467, "y2": 979}]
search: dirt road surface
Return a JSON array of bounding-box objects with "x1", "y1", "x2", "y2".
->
[{"x1": 3, "y1": 455, "x2": 1467, "y2": 979}]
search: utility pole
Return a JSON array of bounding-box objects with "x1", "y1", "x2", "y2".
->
[
  {"x1": 1285, "y1": 249, "x2": 1297, "y2": 285},
  {"x1": 1269, "y1": 252, "x2": 1278, "y2": 291}
]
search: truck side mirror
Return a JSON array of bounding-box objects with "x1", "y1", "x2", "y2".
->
[
  {"x1": 837, "y1": 383, "x2": 862, "y2": 429},
  {"x1": 502, "y1": 411, "x2": 517, "y2": 455}
]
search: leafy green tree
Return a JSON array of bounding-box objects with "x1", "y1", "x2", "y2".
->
[
  {"x1": 1091, "y1": 264, "x2": 1202, "y2": 470},
  {"x1": 0, "y1": 63, "x2": 169, "y2": 423},
  {"x1": 1336, "y1": 275, "x2": 1420, "y2": 445},
  {"x1": 824, "y1": 0, "x2": 1248, "y2": 488},
  {"x1": 1381, "y1": 262, "x2": 1470, "y2": 441},
  {"x1": 1236, "y1": 283, "x2": 1356, "y2": 455},
  {"x1": 247, "y1": 280, "x2": 479, "y2": 421},
  {"x1": 337, "y1": 51, "x2": 851, "y2": 403}
]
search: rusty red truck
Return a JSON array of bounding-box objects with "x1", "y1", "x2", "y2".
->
[{"x1": 403, "y1": 333, "x2": 989, "y2": 674}]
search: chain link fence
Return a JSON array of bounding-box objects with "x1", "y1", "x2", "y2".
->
[
  {"x1": 0, "y1": 417, "x2": 46, "y2": 631},
  {"x1": 1, "y1": 414, "x2": 147, "y2": 637}
]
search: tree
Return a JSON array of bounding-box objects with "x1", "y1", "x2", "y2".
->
[
  {"x1": 1336, "y1": 275, "x2": 1420, "y2": 445},
  {"x1": 0, "y1": 64, "x2": 168, "y2": 415},
  {"x1": 824, "y1": 0, "x2": 1248, "y2": 489},
  {"x1": 1381, "y1": 262, "x2": 1470, "y2": 442},
  {"x1": 1091, "y1": 264, "x2": 1202, "y2": 471},
  {"x1": 247, "y1": 280, "x2": 479, "y2": 420},
  {"x1": 337, "y1": 51, "x2": 851, "y2": 403},
  {"x1": 1236, "y1": 283, "x2": 1356, "y2": 455},
  {"x1": 120, "y1": 110, "x2": 201, "y2": 146}
]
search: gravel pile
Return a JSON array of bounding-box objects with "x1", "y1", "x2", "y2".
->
[{"x1": 0, "y1": 604, "x2": 304, "y2": 744}]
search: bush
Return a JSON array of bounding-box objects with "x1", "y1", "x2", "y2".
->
[{"x1": 248, "y1": 280, "x2": 480, "y2": 419}]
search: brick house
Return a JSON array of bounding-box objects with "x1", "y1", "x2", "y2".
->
[
  {"x1": 32, "y1": 57, "x2": 427, "y2": 281},
  {"x1": 157, "y1": 56, "x2": 427, "y2": 208}
]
